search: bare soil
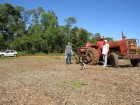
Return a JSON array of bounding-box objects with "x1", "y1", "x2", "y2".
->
[{"x1": 0, "y1": 56, "x2": 140, "y2": 105}]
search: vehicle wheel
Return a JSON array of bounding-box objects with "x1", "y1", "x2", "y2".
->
[
  {"x1": 130, "y1": 59, "x2": 139, "y2": 67},
  {"x1": 14, "y1": 54, "x2": 17, "y2": 57},
  {"x1": 108, "y1": 53, "x2": 119, "y2": 67},
  {"x1": 1, "y1": 54, "x2": 4, "y2": 57},
  {"x1": 85, "y1": 48, "x2": 99, "y2": 65}
]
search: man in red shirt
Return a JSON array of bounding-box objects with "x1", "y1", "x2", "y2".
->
[{"x1": 97, "y1": 37, "x2": 104, "y2": 48}]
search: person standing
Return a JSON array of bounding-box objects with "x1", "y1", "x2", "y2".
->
[
  {"x1": 102, "y1": 40, "x2": 109, "y2": 67},
  {"x1": 97, "y1": 37, "x2": 104, "y2": 49},
  {"x1": 97, "y1": 37, "x2": 104, "y2": 55},
  {"x1": 65, "y1": 42, "x2": 73, "y2": 64}
]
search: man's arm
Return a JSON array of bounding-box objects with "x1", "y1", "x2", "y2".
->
[
  {"x1": 71, "y1": 50, "x2": 73, "y2": 55},
  {"x1": 65, "y1": 45, "x2": 67, "y2": 55}
]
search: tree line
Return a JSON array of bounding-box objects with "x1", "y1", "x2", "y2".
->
[{"x1": 0, "y1": 3, "x2": 113, "y2": 54}]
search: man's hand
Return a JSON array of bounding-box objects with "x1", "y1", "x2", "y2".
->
[
  {"x1": 65, "y1": 55, "x2": 67, "y2": 59},
  {"x1": 71, "y1": 50, "x2": 73, "y2": 56}
]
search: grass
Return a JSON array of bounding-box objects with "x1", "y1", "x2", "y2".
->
[
  {"x1": 62, "y1": 80, "x2": 87, "y2": 88},
  {"x1": 17, "y1": 52, "x2": 65, "y2": 56},
  {"x1": 0, "y1": 56, "x2": 17, "y2": 60},
  {"x1": 53, "y1": 56, "x2": 62, "y2": 60},
  {"x1": 33, "y1": 52, "x2": 47, "y2": 56},
  {"x1": 48, "y1": 53, "x2": 64, "y2": 56}
]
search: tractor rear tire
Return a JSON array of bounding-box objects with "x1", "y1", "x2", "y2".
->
[
  {"x1": 130, "y1": 59, "x2": 140, "y2": 67},
  {"x1": 85, "y1": 48, "x2": 99, "y2": 65},
  {"x1": 108, "y1": 53, "x2": 119, "y2": 67}
]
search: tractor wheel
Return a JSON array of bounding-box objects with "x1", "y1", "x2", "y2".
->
[
  {"x1": 130, "y1": 59, "x2": 140, "y2": 67},
  {"x1": 108, "y1": 53, "x2": 119, "y2": 67},
  {"x1": 85, "y1": 48, "x2": 99, "y2": 65}
]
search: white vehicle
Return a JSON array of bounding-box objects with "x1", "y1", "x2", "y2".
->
[{"x1": 0, "y1": 50, "x2": 17, "y2": 57}]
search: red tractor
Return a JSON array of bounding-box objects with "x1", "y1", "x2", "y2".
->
[{"x1": 76, "y1": 35, "x2": 140, "y2": 67}]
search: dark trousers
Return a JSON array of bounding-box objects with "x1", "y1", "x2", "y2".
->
[{"x1": 66, "y1": 53, "x2": 72, "y2": 64}]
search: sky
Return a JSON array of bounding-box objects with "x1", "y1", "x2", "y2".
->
[{"x1": 0, "y1": 0, "x2": 140, "y2": 41}]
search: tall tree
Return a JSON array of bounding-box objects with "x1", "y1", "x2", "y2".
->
[
  {"x1": 64, "y1": 17, "x2": 77, "y2": 41},
  {"x1": 0, "y1": 3, "x2": 114, "y2": 54},
  {"x1": 70, "y1": 26, "x2": 90, "y2": 51},
  {"x1": 37, "y1": 7, "x2": 44, "y2": 24},
  {"x1": 0, "y1": 3, "x2": 22, "y2": 49},
  {"x1": 40, "y1": 10, "x2": 59, "y2": 53}
]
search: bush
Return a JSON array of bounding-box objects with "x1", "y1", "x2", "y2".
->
[
  {"x1": 17, "y1": 51, "x2": 29, "y2": 56},
  {"x1": 136, "y1": 48, "x2": 140, "y2": 54}
]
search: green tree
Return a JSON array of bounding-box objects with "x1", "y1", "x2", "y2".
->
[
  {"x1": 0, "y1": 3, "x2": 114, "y2": 54},
  {"x1": 41, "y1": 10, "x2": 58, "y2": 30},
  {"x1": 30, "y1": 7, "x2": 44, "y2": 25},
  {"x1": 40, "y1": 10, "x2": 59, "y2": 53},
  {"x1": 53, "y1": 26, "x2": 67, "y2": 53},
  {"x1": 0, "y1": 3, "x2": 23, "y2": 49},
  {"x1": 27, "y1": 24, "x2": 44, "y2": 53},
  {"x1": 105, "y1": 37, "x2": 113, "y2": 42},
  {"x1": 64, "y1": 17, "x2": 77, "y2": 41},
  {"x1": 65, "y1": 17, "x2": 77, "y2": 28},
  {"x1": 70, "y1": 26, "x2": 90, "y2": 51},
  {"x1": 89, "y1": 33, "x2": 101, "y2": 44}
]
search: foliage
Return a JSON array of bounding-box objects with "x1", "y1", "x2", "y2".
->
[
  {"x1": 136, "y1": 47, "x2": 140, "y2": 54},
  {"x1": 17, "y1": 51, "x2": 30, "y2": 56},
  {"x1": 0, "y1": 3, "x2": 113, "y2": 54},
  {"x1": 71, "y1": 26, "x2": 90, "y2": 51},
  {"x1": 105, "y1": 37, "x2": 114, "y2": 42},
  {"x1": 0, "y1": 3, "x2": 24, "y2": 49}
]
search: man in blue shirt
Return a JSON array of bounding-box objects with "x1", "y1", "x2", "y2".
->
[{"x1": 65, "y1": 42, "x2": 73, "y2": 64}]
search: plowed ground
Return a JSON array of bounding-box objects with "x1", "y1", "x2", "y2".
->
[{"x1": 0, "y1": 56, "x2": 140, "y2": 105}]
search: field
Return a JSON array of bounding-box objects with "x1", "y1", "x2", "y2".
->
[{"x1": 0, "y1": 56, "x2": 140, "y2": 105}]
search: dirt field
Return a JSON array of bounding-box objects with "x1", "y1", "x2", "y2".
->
[{"x1": 0, "y1": 56, "x2": 140, "y2": 105}]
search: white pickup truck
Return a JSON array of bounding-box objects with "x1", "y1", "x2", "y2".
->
[{"x1": 0, "y1": 50, "x2": 17, "y2": 57}]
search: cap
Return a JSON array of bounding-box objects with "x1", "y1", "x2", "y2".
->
[{"x1": 104, "y1": 40, "x2": 108, "y2": 42}]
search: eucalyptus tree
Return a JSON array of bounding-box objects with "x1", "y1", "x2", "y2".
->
[
  {"x1": 0, "y1": 3, "x2": 23, "y2": 49},
  {"x1": 77, "y1": 28, "x2": 89, "y2": 47},
  {"x1": 105, "y1": 37, "x2": 113, "y2": 42},
  {"x1": 89, "y1": 33, "x2": 101, "y2": 44},
  {"x1": 70, "y1": 26, "x2": 90, "y2": 51},
  {"x1": 40, "y1": 10, "x2": 59, "y2": 53},
  {"x1": 64, "y1": 17, "x2": 77, "y2": 41}
]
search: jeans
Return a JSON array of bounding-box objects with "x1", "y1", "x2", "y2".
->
[{"x1": 66, "y1": 53, "x2": 72, "y2": 64}]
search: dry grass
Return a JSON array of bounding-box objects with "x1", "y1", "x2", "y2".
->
[{"x1": 0, "y1": 56, "x2": 140, "y2": 105}]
